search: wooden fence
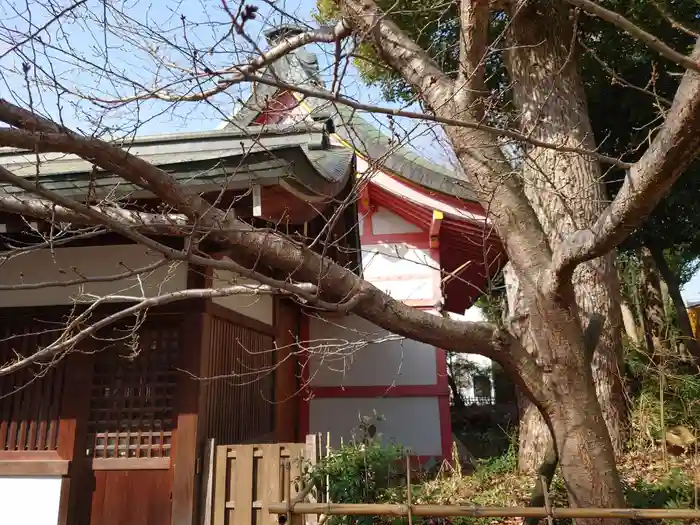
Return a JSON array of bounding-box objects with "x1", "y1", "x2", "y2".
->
[{"x1": 207, "y1": 437, "x2": 320, "y2": 525}]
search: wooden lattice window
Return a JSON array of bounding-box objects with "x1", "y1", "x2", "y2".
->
[
  {"x1": 0, "y1": 320, "x2": 65, "y2": 452},
  {"x1": 86, "y1": 323, "x2": 179, "y2": 459}
]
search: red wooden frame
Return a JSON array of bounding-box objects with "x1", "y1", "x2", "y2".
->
[
  {"x1": 360, "y1": 209, "x2": 442, "y2": 305},
  {"x1": 297, "y1": 316, "x2": 453, "y2": 462},
  {"x1": 244, "y1": 87, "x2": 504, "y2": 463}
]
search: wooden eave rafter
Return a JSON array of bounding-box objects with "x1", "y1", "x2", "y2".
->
[{"x1": 429, "y1": 210, "x2": 443, "y2": 249}]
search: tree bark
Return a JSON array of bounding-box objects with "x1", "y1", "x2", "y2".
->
[
  {"x1": 620, "y1": 298, "x2": 641, "y2": 346},
  {"x1": 516, "y1": 389, "x2": 552, "y2": 472},
  {"x1": 524, "y1": 313, "x2": 605, "y2": 525},
  {"x1": 531, "y1": 288, "x2": 627, "y2": 520},
  {"x1": 639, "y1": 247, "x2": 667, "y2": 359},
  {"x1": 650, "y1": 245, "x2": 700, "y2": 361},
  {"x1": 504, "y1": 263, "x2": 553, "y2": 472},
  {"x1": 506, "y1": 0, "x2": 626, "y2": 456}
]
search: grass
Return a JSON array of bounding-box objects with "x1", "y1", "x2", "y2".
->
[{"x1": 405, "y1": 446, "x2": 699, "y2": 525}]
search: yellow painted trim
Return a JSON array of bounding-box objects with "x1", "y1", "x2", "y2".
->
[
  {"x1": 432, "y1": 210, "x2": 444, "y2": 221},
  {"x1": 294, "y1": 94, "x2": 414, "y2": 183}
]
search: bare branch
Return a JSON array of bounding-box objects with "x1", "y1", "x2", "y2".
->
[
  {"x1": 567, "y1": 0, "x2": 700, "y2": 73},
  {"x1": 0, "y1": 0, "x2": 89, "y2": 61},
  {"x1": 0, "y1": 100, "x2": 523, "y2": 371},
  {"x1": 0, "y1": 183, "x2": 192, "y2": 235},
  {"x1": 652, "y1": 0, "x2": 699, "y2": 39},
  {"x1": 0, "y1": 258, "x2": 169, "y2": 291},
  {"x1": 218, "y1": 73, "x2": 631, "y2": 168},
  {"x1": 551, "y1": 40, "x2": 700, "y2": 289},
  {"x1": 86, "y1": 20, "x2": 352, "y2": 103}
]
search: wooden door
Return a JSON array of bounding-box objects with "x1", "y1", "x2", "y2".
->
[
  {"x1": 89, "y1": 469, "x2": 172, "y2": 525},
  {"x1": 81, "y1": 322, "x2": 180, "y2": 525}
]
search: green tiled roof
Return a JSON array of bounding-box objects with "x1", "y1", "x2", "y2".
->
[
  {"x1": 0, "y1": 123, "x2": 354, "y2": 201},
  {"x1": 222, "y1": 25, "x2": 478, "y2": 203}
]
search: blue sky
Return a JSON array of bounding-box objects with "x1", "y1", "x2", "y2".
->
[
  {"x1": 2, "y1": 0, "x2": 699, "y2": 304},
  {"x1": 0, "y1": 0, "x2": 450, "y2": 160},
  {"x1": 682, "y1": 273, "x2": 700, "y2": 305}
]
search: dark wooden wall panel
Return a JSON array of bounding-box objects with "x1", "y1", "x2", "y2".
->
[
  {"x1": 274, "y1": 298, "x2": 300, "y2": 442},
  {"x1": 86, "y1": 322, "x2": 180, "y2": 459},
  {"x1": 171, "y1": 311, "x2": 206, "y2": 525},
  {"x1": 0, "y1": 320, "x2": 66, "y2": 452},
  {"x1": 200, "y1": 309, "x2": 276, "y2": 445}
]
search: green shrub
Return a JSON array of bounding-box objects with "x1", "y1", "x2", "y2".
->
[
  {"x1": 471, "y1": 434, "x2": 517, "y2": 482},
  {"x1": 305, "y1": 415, "x2": 406, "y2": 525}
]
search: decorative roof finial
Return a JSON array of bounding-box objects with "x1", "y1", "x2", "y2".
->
[{"x1": 263, "y1": 24, "x2": 307, "y2": 45}]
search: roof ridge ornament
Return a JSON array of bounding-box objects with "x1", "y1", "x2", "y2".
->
[{"x1": 263, "y1": 24, "x2": 307, "y2": 45}]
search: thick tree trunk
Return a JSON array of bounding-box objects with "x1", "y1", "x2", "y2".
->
[
  {"x1": 504, "y1": 263, "x2": 553, "y2": 472},
  {"x1": 549, "y1": 378, "x2": 625, "y2": 512},
  {"x1": 510, "y1": 276, "x2": 628, "y2": 521},
  {"x1": 516, "y1": 391, "x2": 552, "y2": 471},
  {"x1": 506, "y1": 0, "x2": 626, "y2": 457},
  {"x1": 650, "y1": 245, "x2": 700, "y2": 361},
  {"x1": 534, "y1": 288, "x2": 627, "y2": 521}
]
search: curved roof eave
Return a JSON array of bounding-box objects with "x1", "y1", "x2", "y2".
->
[
  {"x1": 330, "y1": 107, "x2": 479, "y2": 203},
  {"x1": 368, "y1": 170, "x2": 488, "y2": 226},
  {"x1": 216, "y1": 32, "x2": 481, "y2": 207},
  {"x1": 221, "y1": 86, "x2": 480, "y2": 204},
  {"x1": 0, "y1": 125, "x2": 353, "y2": 204},
  {"x1": 281, "y1": 145, "x2": 355, "y2": 202}
]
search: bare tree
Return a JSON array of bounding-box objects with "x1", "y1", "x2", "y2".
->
[{"x1": 2, "y1": 0, "x2": 700, "y2": 522}]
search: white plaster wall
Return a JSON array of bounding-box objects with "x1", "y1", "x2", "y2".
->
[
  {"x1": 210, "y1": 258, "x2": 273, "y2": 326},
  {"x1": 0, "y1": 244, "x2": 186, "y2": 308},
  {"x1": 370, "y1": 206, "x2": 422, "y2": 235},
  {"x1": 0, "y1": 475, "x2": 62, "y2": 525},
  {"x1": 308, "y1": 314, "x2": 437, "y2": 387},
  {"x1": 362, "y1": 243, "x2": 438, "y2": 301},
  {"x1": 362, "y1": 243, "x2": 436, "y2": 279},
  {"x1": 309, "y1": 397, "x2": 442, "y2": 456}
]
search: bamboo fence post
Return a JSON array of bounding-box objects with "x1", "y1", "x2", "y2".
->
[
  {"x1": 285, "y1": 460, "x2": 292, "y2": 525},
  {"x1": 540, "y1": 475, "x2": 553, "y2": 525},
  {"x1": 693, "y1": 428, "x2": 700, "y2": 510},
  {"x1": 305, "y1": 434, "x2": 319, "y2": 525},
  {"x1": 406, "y1": 455, "x2": 413, "y2": 525},
  {"x1": 660, "y1": 353, "x2": 667, "y2": 468},
  {"x1": 326, "y1": 432, "x2": 331, "y2": 505}
]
